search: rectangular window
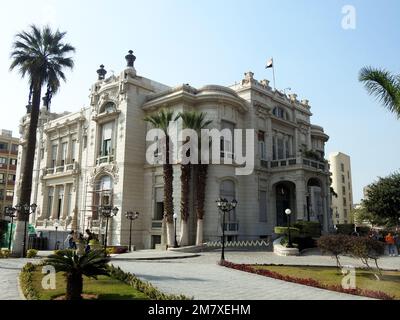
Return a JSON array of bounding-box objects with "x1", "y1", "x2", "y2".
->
[
  {"x1": 6, "y1": 190, "x2": 14, "y2": 198},
  {"x1": 285, "y1": 140, "x2": 289, "y2": 159},
  {"x1": 344, "y1": 209, "x2": 348, "y2": 218},
  {"x1": 259, "y1": 190, "x2": 267, "y2": 222},
  {"x1": 61, "y1": 142, "x2": 68, "y2": 166},
  {"x1": 11, "y1": 144, "x2": 18, "y2": 152},
  {"x1": 343, "y1": 197, "x2": 347, "y2": 206},
  {"x1": 220, "y1": 121, "x2": 235, "y2": 158},
  {"x1": 0, "y1": 173, "x2": 4, "y2": 183},
  {"x1": 8, "y1": 174, "x2": 15, "y2": 182},
  {"x1": 0, "y1": 189, "x2": 3, "y2": 199},
  {"x1": 47, "y1": 187, "x2": 54, "y2": 219},
  {"x1": 272, "y1": 137, "x2": 277, "y2": 160},
  {"x1": 51, "y1": 145, "x2": 58, "y2": 168},
  {"x1": 342, "y1": 186, "x2": 346, "y2": 194},
  {"x1": 101, "y1": 122, "x2": 113, "y2": 156},
  {"x1": 342, "y1": 175, "x2": 345, "y2": 183},
  {"x1": 341, "y1": 163, "x2": 345, "y2": 172},
  {"x1": 0, "y1": 143, "x2": 8, "y2": 151},
  {"x1": 154, "y1": 187, "x2": 164, "y2": 220},
  {"x1": 40, "y1": 148, "x2": 44, "y2": 160},
  {"x1": 277, "y1": 138, "x2": 284, "y2": 160},
  {"x1": 10, "y1": 158, "x2": 17, "y2": 166},
  {"x1": 0, "y1": 157, "x2": 7, "y2": 164},
  {"x1": 347, "y1": 171, "x2": 350, "y2": 179},
  {"x1": 258, "y1": 131, "x2": 266, "y2": 160}
]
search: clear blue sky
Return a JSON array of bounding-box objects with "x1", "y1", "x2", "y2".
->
[{"x1": 1, "y1": 0, "x2": 399, "y2": 203}]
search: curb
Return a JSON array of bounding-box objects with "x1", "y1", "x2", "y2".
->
[{"x1": 16, "y1": 271, "x2": 26, "y2": 300}]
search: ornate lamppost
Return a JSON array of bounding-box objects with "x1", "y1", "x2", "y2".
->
[
  {"x1": 285, "y1": 208, "x2": 293, "y2": 248},
  {"x1": 100, "y1": 205, "x2": 119, "y2": 253},
  {"x1": 173, "y1": 213, "x2": 178, "y2": 248},
  {"x1": 54, "y1": 220, "x2": 60, "y2": 250},
  {"x1": 216, "y1": 198, "x2": 237, "y2": 262},
  {"x1": 4, "y1": 206, "x2": 17, "y2": 251},
  {"x1": 15, "y1": 203, "x2": 37, "y2": 258},
  {"x1": 125, "y1": 211, "x2": 139, "y2": 252}
]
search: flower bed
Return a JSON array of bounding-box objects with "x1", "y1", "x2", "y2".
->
[{"x1": 219, "y1": 260, "x2": 394, "y2": 300}]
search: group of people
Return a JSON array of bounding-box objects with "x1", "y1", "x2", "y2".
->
[
  {"x1": 368, "y1": 230, "x2": 400, "y2": 257},
  {"x1": 64, "y1": 229, "x2": 95, "y2": 253}
]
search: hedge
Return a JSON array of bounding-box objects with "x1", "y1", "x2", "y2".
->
[{"x1": 293, "y1": 221, "x2": 321, "y2": 237}]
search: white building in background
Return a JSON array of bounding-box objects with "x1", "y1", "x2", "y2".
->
[
  {"x1": 329, "y1": 152, "x2": 353, "y2": 225},
  {"x1": 14, "y1": 51, "x2": 332, "y2": 249}
]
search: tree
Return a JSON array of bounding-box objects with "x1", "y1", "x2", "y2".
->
[
  {"x1": 45, "y1": 249, "x2": 109, "y2": 300},
  {"x1": 144, "y1": 109, "x2": 175, "y2": 246},
  {"x1": 362, "y1": 172, "x2": 400, "y2": 227},
  {"x1": 9, "y1": 25, "x2": 75, "y2": 256},
  {"x1": 359, "y1": 67, "x2": 400, "y2": 118},
  {"x1": 175, "y1": 111, "x2": 211, "y2": 246},
  {"x1": 317, "y1": 234, "x2": 352, "y2": 270}
]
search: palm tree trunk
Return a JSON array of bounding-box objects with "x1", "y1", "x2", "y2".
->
[
  {"x1": 163, "y1": 136, "x2": 174, "y2": 246},
  {"x1": 13, "y1": 85, "x2": 42, "y2": 256},
  {"x1": 66, "y1": 272, "x2": 83, "y2": 300},
  {"x1": 179, "y1": 164, "x2": 191, "y2": 246},
  {"x1": 195, "y1": 164, "x2": 208, "y2": 245}
]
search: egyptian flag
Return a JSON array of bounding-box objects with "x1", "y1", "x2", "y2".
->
[{"x1": 265, "y1": 58, "x2": 273, "y2": 69}]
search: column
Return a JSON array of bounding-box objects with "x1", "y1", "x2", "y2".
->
[
  {"x1": 295, "y1": 179, "x2": 306, "y2": 221},
  {"x1": 51, "y1": 186, "x2": 59, "y2": 219},
  {"x1": 62, "y1": 183, "x2": 69, "y2": 219}
]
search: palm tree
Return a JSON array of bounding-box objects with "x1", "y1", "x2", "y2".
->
[
  {"x1": 182, "y1": 112, "x2": 212, "y2": 246},
  {"x1": 10, "y1": 25, "x2": 75, "y2": 256},
  {"x1": 45, "y1": 249, "x2": 109, "y2": 300},
  {"x1": 144, "y1": 109, "x2": 175, "y2": 246},
  {"x1": 174, "y1": 111, "x2": 209, "y2": 246},
  {"x1": 359, "y1": 67, "x2": 400, "y2": 118}
]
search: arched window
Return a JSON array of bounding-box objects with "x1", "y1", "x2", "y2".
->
[
  {"x1": 100, "y1": 102, "x2": 116, "y2": 114},
  {"x1": 93, "y1": 175, "x2": 113, "y2": 219},
  {"x1": 273, "y1": 107, "x2": 289, "y2": 120}
]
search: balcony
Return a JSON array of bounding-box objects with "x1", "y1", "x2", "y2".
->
[
  {"x1": 151, "y1": 220, "x2": 163, "y2": 229},
  {"x1": 261, "y1": 156, "x2": 328, "y2": 173},
  {"x1": 44, "y1": 162, "x2": 79, "y2": 177},
  {"x1": 96, "y1": 154, "x2": 114, "y2": 165}
]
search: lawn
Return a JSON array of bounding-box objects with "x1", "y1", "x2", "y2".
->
[
  {"x1": 253, "y1": 265, "x2": 400, "y2": 299},
  {"x1": 30, "y1": 266, "x2": 149, "y2": 300}
]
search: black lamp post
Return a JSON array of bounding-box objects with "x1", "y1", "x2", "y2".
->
[
  {"x1": 125, "y1": 211, "x2": 139, "y2": 252},
  {"x1": 54, "y1": 220, "x2": 60, "y2": 250},
  {"x1": 4, "y1": 206, "x2": 17, "y2": 251},
  {"x1": 15, "y1": 203, "x2": 37, "y2": 258},
  {"x1": 100, "y1": 206, "x2": 119, "y2": 253},
  {"x1": 173, "y1": 213, "x2": 179, "y2": 248},
  {"x1": 216, "y1": 198, "x2": 237, "y2": 262},
  {"x1": 285, "y1": 208, "x2": 293, "y2": 248}
]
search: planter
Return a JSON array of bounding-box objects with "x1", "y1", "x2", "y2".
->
[{"x1": 273, "y1": 237, "x2": 299, "y2": 256}]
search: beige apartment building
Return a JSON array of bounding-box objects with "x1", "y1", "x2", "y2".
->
[
  {"x1": 0, "y1": 129, "x2": 18, "y2": 219},
  {"x1": 329, "y1": 152, "x2": 353, "y2": 224},
  {"x1": 13, "y1": 51, "x2": 332, "y2": 251}
]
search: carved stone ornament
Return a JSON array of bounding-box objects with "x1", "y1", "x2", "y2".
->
[{"x1": 89, "y1": 163, "x2": 119, "y2": 186}]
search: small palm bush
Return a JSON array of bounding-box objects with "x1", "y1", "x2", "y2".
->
[{"x1": 45, "y1": 249, "x2": 109, "y2": 300}]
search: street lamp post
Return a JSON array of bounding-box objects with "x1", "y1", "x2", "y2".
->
[
  {"x1": 173, "y1": 213, "x2": 178, "y2": 248},
  {"x1": 216, "y1": 198, "x2": 237, "y2": 262},
  {"x1": 285, "y1": 208, "x2": 293, "y2": 248},
  {"x1": 4, "y1": 206, "x2": 17, "y2": 251},
  {"x1": 54, "y1": 220, "x2": 60, "y2": 250},
  {"x1": 15, "y1": 203, "x2": 37, "y2": 258},
  {"x1": 125, "y1": 211, "x2": 139, "y2": 252},
  {"x1": 100, "y1": 206, "x2": 119, "y2": 254}
]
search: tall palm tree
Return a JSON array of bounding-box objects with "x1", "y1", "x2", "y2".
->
[
  {"x1": 144, "y1": 109, "x2": 175, "y2": 246},
  {"x1": 174, "y1": 111, "x2": 210, "y2": 246},
  {"x1": 10, "y1": 25, "x2": 75, "y2": 256},
  {"x1": 45, "y1": 249, "x2": 109, "y2": 300},
  {"x1": 359, "y1": 67, "x2": 400, "y2": 118},
  {"x1": 184, "y1": 112, "x2": 212, "y2": 246}
]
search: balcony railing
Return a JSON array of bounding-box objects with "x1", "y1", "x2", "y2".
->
[
  {"x1": 151, "y1": 220, "x2": 163, "y2": 229},
  {"x1": 96, "y1": 154, "x2": 114, "y2": 165},
  {"x1": 223, "y1": 221, "x2": 239, "y2": 233},
  {"x1": 262, "y1": 156, "x2": 327, "y2": 172},
  {"x1": 45, "y1": 162, "x2": 78, "y2": 176}
]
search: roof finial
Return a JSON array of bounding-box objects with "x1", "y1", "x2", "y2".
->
[
  {"x1": 125, "y1": 50, "x2": 136, "y2": 68},
  {"x1": 97, "y1": 64, "x2": 107, "y2": 80}
]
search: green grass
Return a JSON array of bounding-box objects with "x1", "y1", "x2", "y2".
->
[
  {"x1": 30, "y1": 266, "x2": 149, "y2": 300},
  {"x1": 253, "y1": 265, "x2": 400, "y2": 299}
]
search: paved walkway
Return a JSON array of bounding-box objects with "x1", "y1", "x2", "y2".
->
[
  {"x1": 0, "y1": 259, "x2": 32, "y2": 300},
  {"x1": 111, "y1": 252, "x2": 371, "y2": 300}
]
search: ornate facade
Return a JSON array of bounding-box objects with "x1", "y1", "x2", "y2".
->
[{"x1": 14, "y1": 52, "x2": 332, "y2": 249}]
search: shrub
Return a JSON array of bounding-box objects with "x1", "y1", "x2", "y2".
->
[
  {"x1": 317, "y1": 234, "x2": 352, "y2": 269},
  {"x1": 0, "y1": 249, "x2": 10, "y2": 258},
  {"x1": 106, "y1": 248, "x2": 114, "y2": 256},
  {"x1": 336, "y1": 224, "x2": 355, "y2": 235},
  {"x1": 274, "y1": 226, "x2": 300, "y2": 237},
  {"x1": 113, "y1": 246, "x2": 128, "y2": 254},
  {"x1": 20, "y1": 263, "x2": 40, "y2": 300},
  {"x1": 26, "y1": 249, "x2": 38, "y2": 258},
  {"x1": 356, "y1": 226, "x2": 371, "y2": 236},
  {"x1": 293, "y1": 236, "x2": 316, "y2": 251},
  {"x1": 294, "y1": 221, "x2": 321, "y2": 237}
]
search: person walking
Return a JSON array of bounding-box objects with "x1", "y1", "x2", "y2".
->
[
  {"x1": 84, "y1": 229, "x2": 94, "y2": 253},
  {"x1": 64, "y1": 230, "x2": 76, "y2": 249},
  {"x1": 385, "y1": 233, "x2": 396, "y2": 257},
  {"x1": 394, "y1": 232, "x2": 400, "y2": 257}
]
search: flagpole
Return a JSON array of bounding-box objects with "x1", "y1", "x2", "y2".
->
[{"x1": 272, "y1": 58, "x2": 276, "y2": 90}]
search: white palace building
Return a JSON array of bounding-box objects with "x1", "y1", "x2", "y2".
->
[{"x1": 14, "y1": 51, "x2": 332, "y2": 249}]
